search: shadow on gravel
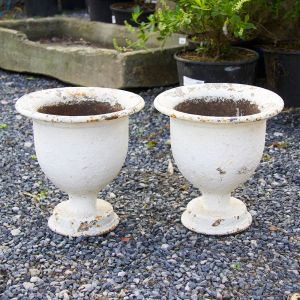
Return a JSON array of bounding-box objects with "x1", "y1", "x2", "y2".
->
[{"x1": 0, "y1": 268, "x2": 9, "y2": 295}]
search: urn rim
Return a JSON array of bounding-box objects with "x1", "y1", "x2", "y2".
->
[
  {"x1": 154, "y1": 83, "x2": 284, "y2": 124},
  {"x1": 16, "y1": 87, "x2": 145, "y2": 123}
]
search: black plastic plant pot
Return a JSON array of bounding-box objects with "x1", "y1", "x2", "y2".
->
[
  {"x1": 174, "y1": 47, "x2": 259, "y2": 86},
  {"x1": 263, "y1": 47, "x2": 300, "y2": 107},
  {"x1": 251, "y1": 45, "x2": 266, "y2": 80},
  {"x1": 61, "y1": 0, "x2": 86, "y2": 10},
  {"x1": 89, "y1": 0, "x2": 126, "y2": 23},
  {"x1": 230, "y1": 40, "x2": 266, "y2": 80},
  {"x1": 25, "y1": 0, "x2": 59, "y2": 17},
  {"x1": 110, "y1": 2, "x2": 155, "y2": 27}
]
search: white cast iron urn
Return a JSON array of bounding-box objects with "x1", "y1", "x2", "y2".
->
[
  {"x1": 16, "y1": 87, "x2": 144, "y2": 237},
  {"x1": 154, "y1": 84, "x2": 284, "y2": 235}
]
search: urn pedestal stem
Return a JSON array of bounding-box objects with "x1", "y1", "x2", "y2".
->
[
  {"x1": 48, "y1": 197, "x2": 120, "y2": 237},
  {"x1": 201, "y1": 193, "x2": 232, "y2": 214},
  {"x1": 68, "y1": 193, "x2": 98, "y2": 217},
  {"x1": 182, "y1": 194, "x2": 252, "y2": 235}
]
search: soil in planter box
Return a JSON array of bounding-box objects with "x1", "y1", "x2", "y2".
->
[
  {"x1": 38, "y1": 101, "x2": 122, "y2": 116},
  {"x1": 36, "y1": 36, "x2": 114, "y2": 49},
  {"x1": 175, "y1": 98, "x2": 260, "y2": 117}
]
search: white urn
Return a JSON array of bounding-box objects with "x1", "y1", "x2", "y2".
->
[
  {"x1": 16, "y1": 87, "x2": 144, "y2": 237},
  {"x1": 154, "y1": 84, "x2": 284, "y2": 235}
]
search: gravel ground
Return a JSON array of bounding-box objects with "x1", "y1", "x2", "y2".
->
[{"x1": 0, "y1": 69, "x2": 299, "y2": 300}]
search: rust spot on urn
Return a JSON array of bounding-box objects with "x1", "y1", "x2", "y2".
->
[
  {"x1": 86, "y1": 118, "x2": 98, "y2": 123},
  {"x1": 73, "y1": 92, "x2": 88, "y2": 98},
  {"x1": 77, "y1": 215, "x2": 107, "y2": 232},
  {"x1": 212, "y1": 219, "x2": 224, "y2": 227},
  {"x1": 217, "y1": 167, "x2": 226, "y2": 175},
  {"x1": 238, "y1": 166, "x2": 250, "y2": 175},
  {"x1": 105, "y1": 115, "x2": 119, "y2": 121},
  {"x1": 78, "y1": 220, "x2": 98, "y2": 232}
]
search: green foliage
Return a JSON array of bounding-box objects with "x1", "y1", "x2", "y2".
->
[
  {"x1": 146, "y1": 140, "x2": 157, "y2": 150},
  {"x1": 262, "y1": 153, "x2": 272, "y2": 162},
  {"x1": 231, "y1": 262, "x2": 241, "y2": 270},
  {"x1": 39, "y1": 190, "x2": 47, "y2": 199},
  {"x1": 0, "y1": 123, "x2": 8, "y2": 129},
  {"x1": 22, "y1": 189, "x2": 47, "y2": 205},
  {"x1": 30, "y1": 154, "x2": 37, "y2": 161},
  {"x1": 113, "y1": 37, "x2": 128, "y2": 52},
  {"x1": 248, "y1": 0, "x2": 300, "y2": 43},
  {"x1": 271, "y1": 141, "x2": 289, "y2": 149},
  {"x1": 124, "y1": 13, "x2": 158, "y2": 50},
  {"x1": 255, "y1": 0, "x2": 300, "y2": 21},
  {"x1": 123, "y1": 0, "x2": 256, "y2": 59}
]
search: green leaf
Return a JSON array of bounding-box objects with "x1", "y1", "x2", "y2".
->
[
  {"x1": 132, "y1": 6, "x2": 142, "y2": 23},
  {"x1": 231, "y1": 262, "x2": 241, "y2": 270},
  {"x1": 262, "y1": 153, "x2": 271, "y2": 162},
  {"x1": 39, "y1": 190, "x2": 47, "y2": 199},
  {"x1": 271, "y1": 141, "x2": 288, "y2": 149},
  {"x1": 33, "y1": 194, "x2": 40, "y2": 204},
  {"x1": 0, "y1": 124, "x2": 8, "y2": 129},
  {"x1": 31, "y1": 155, "x2": 37, "y2": 161},
  {"x1": 123, "y1": 0, "x2": 256, "y2": 58},
  {"x1": 147, "y1": 141, "x2": 157, "y2": 150}
]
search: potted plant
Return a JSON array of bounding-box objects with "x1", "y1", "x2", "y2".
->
[
  {"x1": 125, "y1": 0, "x2": 259, "y2": 84},
  {"x1": 25, "y1": 0, "x2": 59, "y2": 17},
  {"x1": 110, "y1": 0, "x2": 155, "y2": 27},
  {"x1": 15, "y1": 87, "x2": 144, "y2": 236},
  {"x1": 154, "y1": 83, "x2": 284, "y2": 235},
  {"x1": 250, "y1": 0, "x2": 300, "y2": 107},
  {"x1": 61, "y1": 0, "x2": 86, "y2": 10},
  {"x1": 88, "y1": 0, "x2": 128, "y2": 23}
]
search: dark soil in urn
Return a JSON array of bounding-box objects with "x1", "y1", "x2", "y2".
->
[
  {"x1": 174, "y1": 97, "x2": 260, "y2": 117},
  {"x1": 38, "y1": 101, "x2": 123, "y2": 116}
]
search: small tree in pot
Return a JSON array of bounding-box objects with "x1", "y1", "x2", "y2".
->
[
  {"x1": 61, "y1": 0, "x2": 86, "y2": 10},
  {"x1": 110, "y1": 0, "x2": 155, "y2": 27},
  {"x1": 250, "y1": 0, "x2": 300, "y2": 45},
  {"x1": 25, "y1": 0, "x2": 59, "y2": 17},
  {"x1": 88, "y1": 0, "x2": 127, "y2": 23},
  {"x1": 249, "y1": 0, "x2": 300, "y2": 107},
  {"x1": 124, "y1": 0, "x2": 259, "y2": 85}
]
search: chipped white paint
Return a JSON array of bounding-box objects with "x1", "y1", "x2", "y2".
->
[
  {"x1": 154, "y1": 83, "x2": 284, "y2": 235},
  {"x1": 16, "y1": 87, "x2": 144, "y2": 237}
]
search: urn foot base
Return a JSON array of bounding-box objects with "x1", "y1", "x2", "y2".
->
[
  {"x1": 48, "y1": 199, "x2": 119, "y2": 237},
  {"x1": 181, "y1": 196, "x2": 252, "y2": 235}
]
